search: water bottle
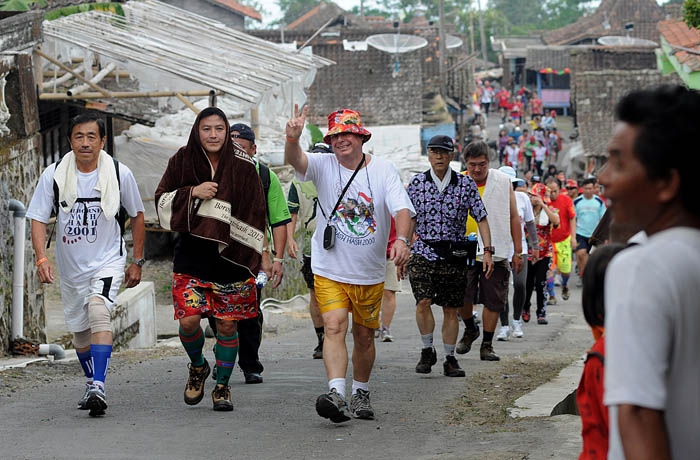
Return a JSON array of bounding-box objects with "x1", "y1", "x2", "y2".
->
[
  {"x1": 466, "y1": 232, "x2": 478, "y2": 267},
  {"x1": 256, "y1": 271, "x2": 268, "y2": 289}
]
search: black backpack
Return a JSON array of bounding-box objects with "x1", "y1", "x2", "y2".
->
[{"x1": 48, "y1": 157, "x2": 128, "y2": 255}]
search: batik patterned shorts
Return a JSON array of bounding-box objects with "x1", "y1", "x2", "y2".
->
[{"x1": 172, "y1": 273, "x2": 258, "y2": 321}]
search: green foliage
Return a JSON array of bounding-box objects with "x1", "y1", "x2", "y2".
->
[
  {"x1": 276, "y1": 0, "x2": 321, "y2": 26},
  {"x1": 0, "y1": 0, "x2": 46, "y2": 12},
  {"x1": 685, "y1": 0, "x2": 700, "y2": 29},
  {"x1": 44, "y1": 2, "x2": 124, "y2": 20}
]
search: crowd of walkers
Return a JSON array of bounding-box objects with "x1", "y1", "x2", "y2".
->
[{"x1": 23, "y1": 84, "x2": 698, "y2": 460}]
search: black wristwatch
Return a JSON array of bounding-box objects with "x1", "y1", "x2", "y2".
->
[
  {"x1": 133, "y1": 258, "x2": 146, "y2": 267},
  {"x1": 483, "y1": 246, "x2": 495, "y2": 255}
]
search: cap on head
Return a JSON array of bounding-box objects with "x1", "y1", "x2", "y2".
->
[
  {"x1": 323, "y1": 109, "x2": 371, "y2": 144},
  {"x1": 498, "y1": 165, "x2": 517, "y2": 180},
  {"x1": 530, "y1": 183, "x2": 548, "y2": 199},
  {"x1": 566, "y1": 179, "x2": 578, "y2": 189},
  {"x1": 427, "y1": 135, "x2": 454, "y2": 152},
  {"x1": 531, "y1": 175, "x2": 541, "y2": 183},
  {"x1": 230, "y1": 123, "x2": 255, "y2": 143}
]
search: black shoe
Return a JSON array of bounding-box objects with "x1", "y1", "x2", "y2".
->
[
  {"x1": 312, "y1": 342, "x2": 323, "y2": 359},
  {"x1": 415, "y1": 347, "x2": 438, "y2": 374},
  {"x1": 480, "y1": 341, "x2": 500, "y2": 361},
  {"x1": 184, "y1": 359, "x2": 211, "y2": 405},
  {"x1": 244, "y1": 372, "x2": 263, "y2": 384},
  {"x1": 443, "y1": 356, "x2": 466, "y2": 377},
  {"x1": 562, "y1": 286, "x2": 570, "y2": 301},
  {"x1": 316, "y1": 389, "x2": 351, "y2": 423},
  {"x1": 537, "y1": 316, "x2": 549, "y2": 325},
  {"x1": 211, "y1": 384, "x2": 233, "y2": 411},
  {"x1": 86, "y1": 384, "x2": 107, "y2": 417},
  {"x1": 456, "y1": 325, "x2": 480, "y2": 354}
]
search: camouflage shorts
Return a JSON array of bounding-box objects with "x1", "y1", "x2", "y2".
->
[{"x1": 407, "y1": 254, "x2": 468, "y2": 308}]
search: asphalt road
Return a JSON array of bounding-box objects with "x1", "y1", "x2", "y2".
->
[{"x1": 0, "y1": 281, "x2": 589, "y2": 460}]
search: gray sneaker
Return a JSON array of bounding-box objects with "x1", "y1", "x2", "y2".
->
[
  {"x1": 86, "y1": 384, "x2": 107, "y2": 417},
  {"x1": 77, "y1": 382, "x2": 92, "y2": 410},
  {"x1": 315, "y1": 388, "x2": 351, "y2": 423},
  {"x1": 349, "y1": 389, "x2": 375, "y2": 420},
  {"x1": 380, "y1": 327, "x2": 394, "y2": 342}
]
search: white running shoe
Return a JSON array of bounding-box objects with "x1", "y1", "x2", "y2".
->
[
  {"x1": 380, "y1": 327, "x2": 394, "y2": 342},
  {"x1": 496, "y1": 325, "x2": 511, "y2": 341},
  {"x1": 512, "y1": 319, "x2": 524, "y2": 338}
]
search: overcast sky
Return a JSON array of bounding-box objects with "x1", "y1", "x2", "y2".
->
[{"x1": 254, "y1": 0, "x2": 382, "y2": 26}]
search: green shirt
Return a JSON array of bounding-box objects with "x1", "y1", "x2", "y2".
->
[{"x1": 255, "y1": 160, "x2": 292, "y2": 229}]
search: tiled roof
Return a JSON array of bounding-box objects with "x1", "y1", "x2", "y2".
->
[
  {"x1": 658, "y1": 19, "x2": 700, "y2": 72},
  {"x1": 525, "y1": 46, "x2": 571, "y2": 70},
  {"x1": 212, "y1": 0, "x2": 262, "y2": 21},
  {"x1": 542, "y1": 0, "x2": 664, "y2": 45},
  {"x1": 286, "y1": 2, "x2": 370, "y2": 31}
]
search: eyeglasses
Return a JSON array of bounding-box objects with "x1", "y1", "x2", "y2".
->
[{"x1": 428, "y1": 149, "x2": 451, "y2": 157}]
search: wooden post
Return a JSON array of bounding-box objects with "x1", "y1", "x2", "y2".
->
[{"x1": 176, "y1": 93, "x2": 200, "y2": 114}]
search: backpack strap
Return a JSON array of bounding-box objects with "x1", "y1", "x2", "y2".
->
[
  {"x1": 258, "y1": 162, "x2": 271, "y2": 224},
  {"x1": 585, "y1": 351, "x2": 605, "y2": 365}
]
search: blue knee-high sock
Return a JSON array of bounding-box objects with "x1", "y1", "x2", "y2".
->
[
  {"x1": 77, "y1": 350, "x2": 94, "y2": 381},
  {"x1": 90, "y1": 344, "x2": 112, "y2": 388},
  {"x1": 561, "y1": 273, "x2": 570, "y2": 287}
]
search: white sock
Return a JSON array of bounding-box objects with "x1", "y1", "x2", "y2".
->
[
  {"x1": 444, "y1": 343, "x2": 456, "y2": 357},
  {"x1": 328, "y1": 378, "x2": 346, "y2": 399},
  {"x1": 93, "y1": 380, "x2": 105, "y2": 392},
  {"x1": 351, "y1": 379, "x2": 369, "y2": 395},
  {"x1": 421, "y1": 333, "x2": 434, "y2": 349}
]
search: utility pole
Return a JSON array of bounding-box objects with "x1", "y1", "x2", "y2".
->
[
  {"x1": 360, "y1": 0, "x2": 364, "y2": 17},
  {"x1": 438, "y1": 0, "x2": 446, "y2": 96},
  {"x1": 476, "y1": 0, "x2": 488, "y2": 63}
]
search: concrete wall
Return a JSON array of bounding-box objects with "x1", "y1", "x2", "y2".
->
[
  {"x1": 0, "y1": 12, "x2": 45, "y2": 353},
  {"x1": 112, "y1": 282, "x2": 157, "y2": 350},
  {"x1": 161, "y1": 0, "x2": 245, "y2": 30}
]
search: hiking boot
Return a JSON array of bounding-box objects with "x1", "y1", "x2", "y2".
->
[
  {"x1": 316, "y1": 388, "x2": 351, "y2": 423},
  {"x1": 522, "y1": 311, "x2": 531, "y2": 323},
  {"x1": 244, "y1": 372, "x2": 263, "y2": 384},
  {"x1": 78, "y1": 382, "x2": 92, "y2": 410},
  {"x1": 443, "y1": 356, "x2": 466, "y2": 377},
  {"x1": 211, "y1": 384, "x2": 233, "y2": 411},
  {"x1": 547, "y1": 296, "x2": 558, "y2": 305},
  {"x1": 312, "y1": 342, "x2": 323, "y2": 359},
  {"x1": 456, "y1": 325, "x2": 480, "y2": 354},
  {"x1": 537, "y1": 315, "x2": 549, "y2": 325},
  {"x1": 86, "y1": 383, "x2": 107, "y2": 417},
  {"x1": 415, "y1": 347, "x2": 438, "y2": 374},
  {"x1": 380, "y1": 327, "x2": 394, "y2": 342},
  {"x1": 349, "y1": 389, "x2": 374, "y2": 419},
  {"x1": 512, "y1": 319, "x2": 524, "y2": 338},
  {"x1": 496, "y1": 325, "x2": 511, "y2": 341},
  {"x1": 480, "y1": 341, "x2": 500, "y2": 361},
  {"x1": 562, "y1": 286, "x2": 570, "y2": 300},
  {"x1": 184, "y1": 359, "x2": 210, "y2": 405}
]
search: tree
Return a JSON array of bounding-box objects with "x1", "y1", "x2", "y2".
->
[
  {"x1": 685, "y1": 0, "x2": 700, "y2": 29},
  {"x1": 277, "y1": 0, "x2": 321, "y2": 26}
]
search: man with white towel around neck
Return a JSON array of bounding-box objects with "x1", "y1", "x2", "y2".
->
[{"x1": 27, "y1": 111, "x2": 145, "y2": 417}]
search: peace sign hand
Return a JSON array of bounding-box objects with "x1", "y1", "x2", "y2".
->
[{"x1": 286, "y1": 104, "x2": 308, "y2": 141}]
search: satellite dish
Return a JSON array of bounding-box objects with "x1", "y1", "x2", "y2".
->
[
  {"x1": 366, "y1": 34, "x2": 428, "y2": 54},
  {"x1": 445, "y1": 34, "x2": 463, "y2": 49},
  {"x1": 597, "y1": 36, "x2": 658, "y2": 47}
]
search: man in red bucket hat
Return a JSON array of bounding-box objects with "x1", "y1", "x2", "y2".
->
[{"x1": 285, "y1": 105, "x2": 415, "y2": 424}]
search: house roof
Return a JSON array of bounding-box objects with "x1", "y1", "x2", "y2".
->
[
  {"x1": 542, "y1": 0, "x2": 665, "y2": 46},
  {"x1": 658, "y1": 19, "x2": 700, "y2": 72},
  {"x1": 525, "y1": 46, "x2": 572, "y2": 70},
  {"x1": 209, "y1": 0, "x2": 262, "y2": 21},
  {"x1": 286, "y1": 2, "x2": 369, "y2": 31},
  {"x1": 490, "y1": 36, "x2": 544, "y2": 59},
  {"x1": 42, "y1": 0, "x2": 333, "y2": 106}
]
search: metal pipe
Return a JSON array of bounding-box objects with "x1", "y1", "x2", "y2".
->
[
  {"x1": 9, "y1": 199, "x2": 26, "y2": 340},
  {"x1": 38, "y1": 344, "x2": 66, "y2": 360},
  {"x1": 67, "y1": 62, "x2": 116, "y2": 96}
]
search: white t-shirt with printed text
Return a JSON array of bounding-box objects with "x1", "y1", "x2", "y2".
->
[
  {"x1": 604, "y1": 227, "x2": 700, "y2": 460},
  {"x1": 300, "y1": 153, "x2": 415, "y2": 285},
  {"x1": 27, "y1": 162, "x2": 145, "y2": 285}
]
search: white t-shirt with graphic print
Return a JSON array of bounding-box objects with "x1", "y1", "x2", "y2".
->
[
  {"x1": 299, "y1": 153, "x2": 415, "y2": 285},
  {"x1": 27, "y1": 162, "x2": 145, "y2": 284}
]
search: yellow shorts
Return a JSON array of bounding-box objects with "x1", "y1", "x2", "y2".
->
[
  {"x1": 314, "y1": 275, "x2": 384, "y2": 329},
  {"x1": 553, "y1": 235, "x2": 572, "y2": 274}
]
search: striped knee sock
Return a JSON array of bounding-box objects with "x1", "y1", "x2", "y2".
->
[
  {"x1": 215, "y1": 333, "x2": 239, "y2": 386},
  {"x1": 179, "y1": 326, "x2": 205, "y2": 367},
  {"x1": 76, "y1": 349, "x2": 93, "y2": 381}
]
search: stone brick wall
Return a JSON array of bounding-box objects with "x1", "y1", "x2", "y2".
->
[
  {"x1": 0, "y1": 12, "x2": 45, "y2": 353},
  {"x1": 573, "y1": 68, "x2": 683, "y2": 166}
]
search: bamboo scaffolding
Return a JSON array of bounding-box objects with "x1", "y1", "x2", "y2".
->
[
  {"x1": 39, "y1": 90, "x2": 218, "y2": 100},
  {"x1": 41, "y1": 0, "x2": 334, "y2": 106},
  {"x1": 36, "y1": 49, "x2": 112, "y2": 97},
  {"x1": 41, "y1": 62, "x2": 85, "y2": 90},
  {"x1": 175, "y1": 93, "x2": 200, "y2": 114},
  {"x1": 68, "y1": 62, "x2": 116, "y2": 96}
]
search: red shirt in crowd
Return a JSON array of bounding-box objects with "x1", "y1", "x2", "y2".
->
[
  {"x1": 577, "y1": 337, "x2": 608, "y2": 460},
  {"x1": 497, "y1": 91, "x2": 510, "y2": 107},
  {"x1": 386, "y1": 216, "x2": 397, "y2": 258},
  {"x1": 549, "y1": 193, "x2": 576, "y2": 243}
]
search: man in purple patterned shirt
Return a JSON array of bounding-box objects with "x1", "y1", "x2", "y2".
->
[{"x1": 406, "y1": 135, "x2": 493, "y2": 377}]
